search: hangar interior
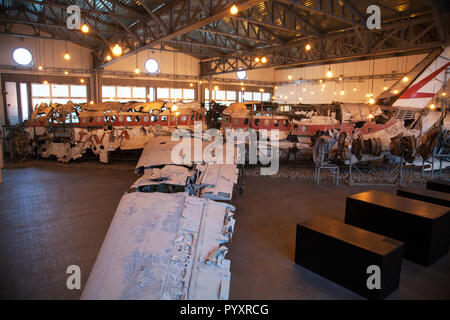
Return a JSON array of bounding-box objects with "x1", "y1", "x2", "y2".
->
[{"x1": 0, "y1": 0, "x2": 449, "y2": 300}]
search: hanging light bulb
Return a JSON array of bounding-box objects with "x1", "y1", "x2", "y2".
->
[
  {"x1": 302, "y1": 87, "x2": 306, "y2": 92},
  {"x1": 305, "y1": 43, "x2": 311, "y2": 51},
  {"x1": 80, "y1": 78, "x2": 85, "y2": 83},
  {"x1": 429, "y1": 103, "x2": 436, "y2": 110},
  {"x1": 89, "y1": 100, "x2": 94, "y2": 105},
  {"x1": 43, "y1": 80, "x2": 48, "y2": 85},
  {"x1": 353, "y1": 87, "x2": 357, "y2": 92},
  {"x1": 274, "y1": 86, "x2": 278, "y2": 90},
  {"x1": 261, "y1": 56, "x2": 268, "y2": 64},
  {"x1": 230, "y1": 4, "x2": 238, "y2": 15},
  {"x1": 81, "y1": 24, "x2": 89, "y2": 33},
  {"x1": 402, "y1": 76, "x2": 408, "y2": 82},
  {"x1": 368, "y1": 113, "x2": 374, "y2": 119},
  {"x1": 369, "y1": 98, "x2": 375, "y2": 104},
  {"x1": 214, "y1": 85, "x2": 219, "y2": 91},
  {"x1": 106, "y1": 55, "x2": 112, "y2": 61},
  {"x1": 321, "y1": 84, "x2": 326, "y2": 88},
  {"x1": 383, "y1": 86, "x2": 388, "y2": 90},
  {"x1": 190, "y1": 83, "x2": 194, "y2": 87},
  {"x1": 326, "y1": 68, "x2": 333, "y2": 78},
  {"x1": 290, "y1": 91, "x2": 294, "y2": 95},
  {"x1": 171, "y1": 104, "x2": 178, "y2": 112},
  {"x1": 112, "y1": 44, "x2": 122, "y2": 56},
  {"x1": 393, "y1": 89, "x2": 399, "y2": 94},
  {"x1": 442, "y1": 92, "x2": 446, "y2": 96},
  {"x1": 320, "y1": 88, "x2": 324, "y2": 92},
  {"x1": 64, "y1": 71, "x2": 69, "y2": 75},
  {"x1": 254, "y1": 57, "x2": 260, "y2": 63},
  {"x1": 134, "y1": 67, "x2": 140, "y2": 74},
  {"x1": 288, "y1": 75, "x2": 292, "y2": 80},
  {"x1": 241, "y1": 87, "x2": 245, "y2": 91},
  {"x1": 64, "y1": 52, "x2": 71, "y2": 60},
  {"x1": 38, "y1": 65, "x2": 43, "y2": 70},
  {"x1": 340, "y1": 90, "x2": 345, "y2": 95}
]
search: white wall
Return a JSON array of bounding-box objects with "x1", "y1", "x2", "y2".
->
[
  {"x1": 0, "y1": 25, "x2": 91, "y2": 71},
  {"x1": 213, "y1": 67, "x2": 275, "y2": 83},
  {"x1": 104, "y1": 46, "x2": 200, "y2": 77},
  {"x1": 274, "y1": 54, "x2": 427, "y2": 104}
]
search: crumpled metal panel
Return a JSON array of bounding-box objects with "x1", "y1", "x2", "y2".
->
[
  {"x1": 81, "y1": 192, "x2": 233, "y2": 300},
  {"x1": 131, "y1": 165, "x2": 194, "y2": 188},
  {"x1": 197, "y1": 164, "x2": 239, "y2": 201}
]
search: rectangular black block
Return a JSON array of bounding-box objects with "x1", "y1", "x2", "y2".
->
[
  {"x1": 427, "y1": 179, "x2": 450, "y2": 193},
  {"x1": 295, "y1": 216, "x2": 403, "y2": 300},
  {"x1": 346, "y1": 190, "x2": 450, "y2": 266},
  {"x1": 397, "y1": 187, "x2": 450, "y2": 207}
]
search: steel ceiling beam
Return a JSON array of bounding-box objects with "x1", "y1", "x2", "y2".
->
[
  {"x1": 99, "y1": 0, "x2": 264, "y2": 67},
  {"x1": 200, "y1": 12, "x2": 449, "y2": 75}
]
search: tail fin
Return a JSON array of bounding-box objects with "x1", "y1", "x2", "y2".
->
[{"x1": 390, "y1": 46, "x2": 450, "y2": 109}]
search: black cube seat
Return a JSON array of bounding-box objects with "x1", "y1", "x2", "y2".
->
[
  {"x1": 397, "y1": 187, "x2": 450, "y2": 207},
  {"x1": 346, "y1": 190, "x2": 450, "y2": 266},
  {"x1": 426, "y1": 178, "x2": 450, "y2": 193},
  {"x1": 295, "y1": 216, "x2": 403, "y2": 300}
]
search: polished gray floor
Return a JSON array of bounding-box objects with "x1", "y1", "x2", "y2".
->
[{"x1": 0, "y1": 167, "x2": 449, "y2": 299}]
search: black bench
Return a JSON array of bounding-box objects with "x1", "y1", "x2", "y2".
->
[
  {"x1": 346, "y1": 190, "x2": 450, "y2": 266},
  {"x1": 397, "y1": 187, "x2": 450, "y2": 207},
  {"x1": 426, "y1": 178, "x2": 450, "y2": 193},
  {"x1": 295, "y1": 216, "x2": 403, "y2": 300}
]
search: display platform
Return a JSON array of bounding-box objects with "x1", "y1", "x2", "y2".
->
[
  {"x1": 397, "y1": 187, "x2": 450, "y2": 207},
  {"x1": 426, "y1": 179, "x2": 450, "y2": 193},
  {"x1": 295, "y1": 216, "x2": 404, "y2": 300},
  {"x1": 346, "y1": 190, "x2": 450, "y2": 266}
]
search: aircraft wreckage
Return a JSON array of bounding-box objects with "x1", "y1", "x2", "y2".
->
[{"x1": 81, "y1": 136, "x2": 241, "y2": 300}]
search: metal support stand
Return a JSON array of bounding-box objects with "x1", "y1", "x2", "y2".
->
[
  {"x1": 347, "y1": 150, "x2": 405, "y2": 186},
  {"x1": 421, "y1": 143, "x2": 450, "y2": 183},
  {"x1": 315, "y1": 161, "x2": 340, "y2": 186}
]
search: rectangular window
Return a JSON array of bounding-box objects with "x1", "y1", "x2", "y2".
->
[
  {"x1": 52, "y1": 85, "x2": 69, "y2": 97},
  {"x1": 215, "y1": 90, "x2": 226, "y2": 100},
  {"x1": 226, "y1": 91, "x2": 236, "y2": 101},
  {"x1": 132, "y1": 87, "x2": 146, "y2": 99},
  {"x1": 20, "y1": 83, "x2": 29, "y2": 121},
  {"x1": 243, "y1": 92, "x2": 252, "y2": 101},
  {"x1": 253, "y1": 92, "x2": 262, "y2": 101},
  {"x1": 262, "y1": 92, "x2": 271, "y2": 102},
  {"x1": 32, "y1": 84, "x2": 50, "y2": 97},
  {"x1": 117, "y1": 86, "x2": 131, "y2": 98},
  {"x1": 70, "y1": 85, "x2": 87, "y2": 98},
  {"x1": 157, "y1": 88, "x2": 170, "y2": 99},
  {"x1": 102, "y1": 86, "x2": 116, "y2": 99},
  {"x1": 170, "y1": 88, "x2": 183, "y2": 99},
  {"x1": 32, "y1": 83, "x2": 87, "y2": 107},
  {"x1": 148, "y1": 87, "x2": 155, "y2": 101},
  {"x1": 183, "y1": 89, "x2": 195, "y2": 100}
]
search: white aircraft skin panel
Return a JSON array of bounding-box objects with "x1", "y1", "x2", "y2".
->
[
  {"x1": 394, "y1": 46, "x2": 450, "y2": 109},
  {"x1": 81, "y1": 192, "x2": 187, "y2": 299},
  {"x1": 131, "y1": 165, "x2": 194, "y2": 188},
  {"x1": 199, "y1": 164, "x2": 239, "y2": 201},
  {"x1": 81, "y1": 192, "x2": 233, "y2": 300}
]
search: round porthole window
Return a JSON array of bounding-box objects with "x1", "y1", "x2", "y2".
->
[
  {"x1": 145, "y1": 58, "x2": 159, "y2": 74},
  {"x1": 12, "y1": 48, "x2": 33, "y2": 66},
  {"x1": 236, "y1": 69, "x2": 246, "y2": 80}
]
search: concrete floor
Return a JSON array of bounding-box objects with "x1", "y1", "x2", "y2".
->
[{"x1": 0, "y1": 166, "x2": 449, "y2": 299}]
